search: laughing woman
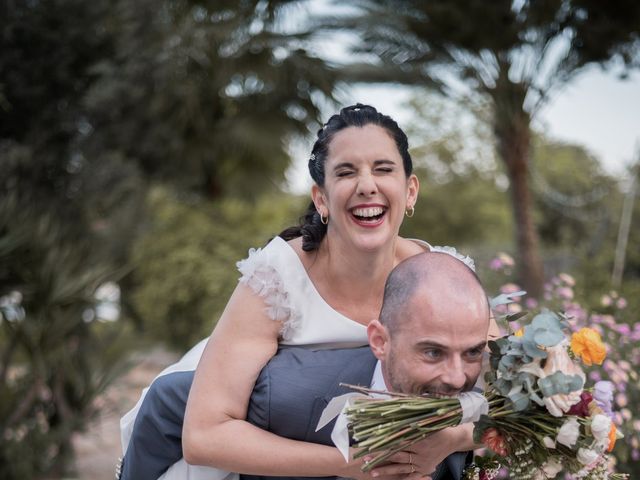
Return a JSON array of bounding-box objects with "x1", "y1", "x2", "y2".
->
[{"x1": 119, "y1": 104, "x2": 497, "y2": 480}]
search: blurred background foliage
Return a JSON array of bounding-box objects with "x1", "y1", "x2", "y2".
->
[{"x1": 1, "y1": 0, "x2": 639, "y2": 477}]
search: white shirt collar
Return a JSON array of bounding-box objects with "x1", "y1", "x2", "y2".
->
[{"x1": 369, "y1": 360, "x2": 390, "y2": 398}]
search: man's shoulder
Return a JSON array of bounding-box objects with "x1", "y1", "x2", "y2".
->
[{"x1": 270, "y1": 345, "x2": 374, "y2": 367}]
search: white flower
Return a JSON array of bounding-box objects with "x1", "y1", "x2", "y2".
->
[
  {"x1": 543, "y1": 436, "x2": 557, "y2": 448},
  {"x1": 541, "y1": 458, "x2": 563, "y2": 478},
  {"x1": 557, "y1": 417, "x2": 580, "y2": 447},
  {"x1": 590, "y1": 414, "x2": 612, "y2": 443},
  {"x1": 577, "y1": 447, "x2": 600, "y2": 465}
]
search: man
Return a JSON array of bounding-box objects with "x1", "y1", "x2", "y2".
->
[{"x1": 119, "y1": 251, "x2": 490, "y2": 480}]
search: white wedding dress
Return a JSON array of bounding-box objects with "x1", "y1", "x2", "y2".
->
[{"x1": 120, "y1": 236, "x2": 474, "y2": 480}]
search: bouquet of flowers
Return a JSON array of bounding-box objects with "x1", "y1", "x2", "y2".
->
[{"x1": 344, "y1": 299, "x2": 627, "y2": 480}]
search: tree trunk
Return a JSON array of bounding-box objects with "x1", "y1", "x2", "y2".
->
[{"x1": 492, "y1": 79, "x2": 545, "y2": 298}]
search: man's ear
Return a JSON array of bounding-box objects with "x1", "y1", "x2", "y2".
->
[{"x1": 367, "y1": 319, "x2": 389, "y2": 361}]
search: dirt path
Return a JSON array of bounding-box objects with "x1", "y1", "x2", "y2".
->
[{"x1": 70, "y1": 347, "x2": 179, "y2": 479}]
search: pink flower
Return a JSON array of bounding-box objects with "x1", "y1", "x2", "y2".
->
[
  {"x1": 500, "y1": 283, "x2": 522, "y2": 295},
  {"x1": 558, "y1": 273, "x2": 576, "y2": 286},
  {"x1": 482, "y1": 428, "x2": 509, "y2": 456},
  {"x1": 556, "y1": 287, "x2": 574, "y2": 300},
  {"x1": 616, "y1": 393, "x2": 628, "y2": 407},
  {"x1": 489, "y1": 258, "x2": 503, "y2": 271},
  {"x1": 616, "y1": 298, "x2": 627, "y2": 309}
]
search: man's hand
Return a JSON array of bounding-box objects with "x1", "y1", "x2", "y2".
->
[
  {"x1": 337, "y1": 447, "x2": 414, "y2": 480},
  {"x1": 368, "y1": 424, "x2": 478, "y2": 480}
]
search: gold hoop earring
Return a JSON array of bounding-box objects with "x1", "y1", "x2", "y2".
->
[
  {"x1": 320, "y1": 213, "x2": 329, "y2": 225},
  {"x1": 405, "y1": 206, "x2": 415, "y2": 218}
]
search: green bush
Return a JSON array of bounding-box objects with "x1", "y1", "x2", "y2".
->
[{"x1": 130, "y1": 187, "x2": 306, "y2": 350}]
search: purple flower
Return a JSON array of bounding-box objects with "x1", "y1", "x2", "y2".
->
[
  {"x1": 593, "y1": 381, "x2": 614, "y2": 419},
  {"x1": 616, "y1": 324, "x2": 631, "y2": 335},
  {"x1": 489, "y1": 258, "x2": 503, "y2": 271},
  {"x1": 589, "y1": 371, "x2": 602, "y2": 382}
]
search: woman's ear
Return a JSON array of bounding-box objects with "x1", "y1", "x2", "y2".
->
[
  {"x1": 367, "y1": 319, "x2": 389, "y2": 361},
  {"x1": 406, "y1": 174, "x2": 419, "y2": 208},
  {"x1": 311, "y1": 184, "x2": 327, "y2": 217}
]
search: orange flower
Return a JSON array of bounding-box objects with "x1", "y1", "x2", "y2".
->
[
  {"x1": 608, "y1": 423, "x2": 617, "y2": 452},
  {"x1": 570, "y1": 328, "x2": 606, "y2": 366},
  {"x1": 514, "y1": 328, "x2": 524, "y2": 337},
  {"x1": 481, "y1": 428, "x2": 509, "y2": 456}
]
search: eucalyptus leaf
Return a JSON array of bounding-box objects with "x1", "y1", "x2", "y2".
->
[
  {"x1": 522, "y1": 339, "x2": 548, "y2": 358},
  {"x1": 509, "y1": 391, "x2": 531, "y2": 411},
  {"x1": 506, "y1": 311, "x2": 529, "y2": 322},
  {"x1": 538, "y1": 371, "x2": 584, "y2": 397},
  {"x1": 490, "y1": 291, "x2": 527, "y2": 308},
  {"x1": 533, "y1": 329, "x2": 564, "y2": 347}
]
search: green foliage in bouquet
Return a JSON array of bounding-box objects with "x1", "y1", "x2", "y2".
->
[{"x1": 487, "y1": 311, "x2": 584, "y2": 412}]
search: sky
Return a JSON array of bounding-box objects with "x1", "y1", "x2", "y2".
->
[
  {"x1": 347, "y1": 68, "x2": 640, "y2": 176},
  {"x1": 288, "y1": 68, "x2": 639, "y2": 193}
]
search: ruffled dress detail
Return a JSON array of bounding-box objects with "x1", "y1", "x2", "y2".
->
[{"x1": 237, "y1": 247, "x2": 300, "y2": 341}]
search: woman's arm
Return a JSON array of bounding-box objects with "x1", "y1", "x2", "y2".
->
[{"x1": 182, "y1": 283, "x2": 366, "y2": 478}]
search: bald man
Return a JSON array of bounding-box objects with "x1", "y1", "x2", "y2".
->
[{"x1": 119, "y1": 252, "x2": 490, "y2": 480}]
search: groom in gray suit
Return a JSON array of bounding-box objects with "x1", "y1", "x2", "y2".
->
[{"x1": 120, "y1": 251, "x2": 490, "y2": 480}]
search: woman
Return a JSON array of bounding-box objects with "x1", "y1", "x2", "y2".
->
[{"x1": 121, "y1": 104, "x2": 489, "y2": 480}]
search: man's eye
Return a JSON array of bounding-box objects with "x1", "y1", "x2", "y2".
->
[
  {"x1": 336, "y1": 171, "x2": 353, "y2": 177},
  {"x1": 466, "y1": 348, "x2": 484, "y2": 359},
  {"x1": 424, "y1": 349, "x2": 442, "y2": 360}
]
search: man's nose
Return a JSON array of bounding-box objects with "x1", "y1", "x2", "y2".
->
[
  {"x1": 356, "y1": 172, "x2": 378, "y2": 196},
  {"x1": 440, "y1": 357, "x2": 467, "y2": 391}
]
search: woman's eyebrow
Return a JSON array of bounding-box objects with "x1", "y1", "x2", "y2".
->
[{"x1": 332, "y1": 162, "x2": 355, "y2": 171}]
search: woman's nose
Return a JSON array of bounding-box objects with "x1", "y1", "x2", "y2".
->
[{"x1": 356, "y1": 172, "x2": 378, "y2": 196}]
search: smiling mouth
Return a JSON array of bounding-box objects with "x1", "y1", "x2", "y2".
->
[{"x1": 350, "y1": 206, "x2": 387, "y2": 223}]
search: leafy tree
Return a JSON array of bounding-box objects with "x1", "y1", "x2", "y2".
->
[
  {"x1": 400, "y1": 94, "x2": 512, "y2": 248},
  {"x1": 325, "y1": 0, "x2": 640, "y2": 296},
  {"x1": 531, "y1": 137, "x2": 618, "y2": 251},
  {"x1": 1, "y1": 0, "x2": 335, "y2": 475},
  {"x1": 84, "y1": 0, "x2": 336, "y2": 198}
]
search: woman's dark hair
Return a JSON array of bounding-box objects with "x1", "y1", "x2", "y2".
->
[{"x1": 279, "y1": 104, "x2": 413, "y2": 251}]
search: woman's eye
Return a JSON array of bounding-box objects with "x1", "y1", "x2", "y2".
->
[{"x1": 375, "y1": 167, "x2": 393, "y2": 173}]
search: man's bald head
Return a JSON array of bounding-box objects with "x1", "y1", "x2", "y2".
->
[
  {"x1": 370, "y1": 252, "x2": 491, "y2": 395},
  {"x1": 379, "y1": 252, "x2": 489, "y2": 334}
]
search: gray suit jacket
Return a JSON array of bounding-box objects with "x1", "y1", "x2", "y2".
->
[{"x1": 120, "y1": 346, "x2": 471, "y2": 480}]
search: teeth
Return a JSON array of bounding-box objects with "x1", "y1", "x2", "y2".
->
[{"x1": 352, "y1": 206, "x2": 384, "y2": 218}]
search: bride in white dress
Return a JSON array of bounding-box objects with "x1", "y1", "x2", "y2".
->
[{"x1": 120, "y1": 104, "x2": 489, "y2": 480}]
